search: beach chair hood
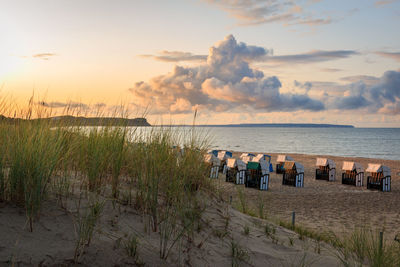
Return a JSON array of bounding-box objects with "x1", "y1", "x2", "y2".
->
[
  {"x1": 294, "y1": 162, "x2": 304, "y2": 173},
  {"x1": 208, "y1": 150, "x2": 219, "y2": 157},
  {"x1": 247, "y1": 161, "x2": 259, "y2": 170},
  {"x1": 218, "y1": 150, "x2": 232, "y2": 161},
  {"x1": 236, "y1": 159, "x2": 247, "y2": 171},
  {"x1": 342, "y1": 161, "x2": 363, "y2": 172},
  {"x1": 259, "y1": 159, "x2": 270, "y2": 174},
  {"x1": 316, "y1": 158, "x2": 336, "y2": 168},
  {"x1": 254, "y1": 154, "x2": 264, "y2": 162},
  {"x1": 366, "y1": 164, "x2": 391, "y2": 176},
  {"x1": 277, "y1": 155, "x2": 294, "y2": 163},
  {"x1": 226, "y1": 158, "x2": 237, "y2": 168},
  {"x1": 285, "y1": 161, "x2": 304, "y2": 173},
  {"x1": 204, "y1": 154, "x2": 221, "y2": 166}
]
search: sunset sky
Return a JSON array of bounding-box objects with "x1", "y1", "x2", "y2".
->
[{"x1": 1, "y1": 0, "x2": 400, "y2": 127}]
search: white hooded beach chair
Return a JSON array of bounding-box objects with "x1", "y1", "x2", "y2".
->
[
  {"x1": 315, "y1": 158, "x2": 336, "y2": 181},
  {"x1": 276, "y1": 155, "x2": 294, "y2": 174},
  {"x1": 366, "y1": 164, "x2": 391, "y2": 192},
  {"x1": 204, "y1": 153, "x2": 221, "y2": 179},
  {"x1": 225, "y1": 158, "x2": 247, "y2": 184},
  {"x1": 282, "y1": 161, "x2": 304, "y2": 187},
  {"x1": 245, "y1": 158, "x2": 270, "y2": 190},
  {"x1": 342, "y1": 161, "x2": 364, "y2": 187},
  {"x1": 218, "y1": 150, "x2": 233, "y2": 174}
]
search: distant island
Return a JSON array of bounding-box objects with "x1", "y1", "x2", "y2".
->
[
  {"x1": 164, "y1": 123, "x2": 354, "y2": 128},
  {"x1": 0, "y1": 115, "x2": 151, "y2": 126}
]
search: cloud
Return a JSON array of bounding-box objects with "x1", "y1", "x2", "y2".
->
[
  {"x1": 334, "y1": 82, "x2": 370, "y2": 110},
  {"x1": 129, "y1": 35, "x2": 325, "y2": 114},
  {"x1": 288, "y1": 71, "x2": 400, "y2": 115},
  {"x1": 294, "y1": 80, "x2": 313, "y2": 93},
  {"x1": 141, "y1": 48, "x2": 359, "y2": 67},
  {"x1": 32, "y1": 53, "x2": 56, "y2": 60},
  {"x1": 265, "y1": 50, "x2": 359, "y2": 64},
  {"x1": 340, "y1": 75, "x2": 380, "y2": 85},
  {"x1": 140, "y1": 51, "x2": 207, "y2": 62},
  {"x1": 375, "y1": 51, "x2": 400, "y2": 62},
  {"x1": 289, "y1": 16, "x2": 332, "y2": 26},
  {"x1": 321, "y1": 68, "x2": 342, "y2": 72},
  {"x1": 203, "y1": 0, "x2": 333, "y2": 27},
  {"x1": 38, "y1": 101, "x2": 89, "y2": 109},
  {"x1": 333, "y1": 71, "x2": 400, "y2": 114},
  {"x1": 375, "y1": 0, "x2": 398, "y2": 7},
  {"x1": 379, "y1": 102, "x2": 400, "y2": 115}
]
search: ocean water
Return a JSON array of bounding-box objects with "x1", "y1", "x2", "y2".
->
[{"x1": 202, "y1": 127, "x2": 400, "y2": 161}]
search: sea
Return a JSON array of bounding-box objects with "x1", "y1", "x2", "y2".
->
[
  {"x1": 114, "y1": 126, "x2": 400, "y2": 161},
  {"x1": 202, "y1": 127, "x2": 400, "y2": 161}
]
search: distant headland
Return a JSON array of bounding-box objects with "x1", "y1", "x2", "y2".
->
[
  {"x1": 0, "y1": 115, "x2": 151, "y2": 126},
  {"x1": 165, "y1": 123, "x2": 354, "y2": 128}
]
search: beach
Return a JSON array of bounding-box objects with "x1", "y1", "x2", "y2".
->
[
  {"x1": 219, "y1": 152, "x2": 400, "y2": 240},
  {"x1": 1, "y1": 149, "x2": 399, "y2": 266}
]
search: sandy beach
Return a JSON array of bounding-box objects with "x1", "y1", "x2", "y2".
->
[
  {"x1": 219, "y1": 152, "x2": 400, "y2": 240},
  {"x1": 1, "y1": 150, "x2": 399, "y2": 266}
]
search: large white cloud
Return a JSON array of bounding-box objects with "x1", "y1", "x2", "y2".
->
[{"x1": 129, "y1": 35, "x2": 325, "y2": 114}]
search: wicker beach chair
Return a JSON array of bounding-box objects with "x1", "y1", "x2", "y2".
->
[
  {"x1": 245, "y1": 158, "x2": 270, "y2": 190},
  {"x1": 341, "y1": 161, "x2": 364, "y2": 187},
  {"x1": 282, "y1": 161, "x2": 304, "y2": 187},
  {"x1": 366, "y1": 164, "x2": 391, "y2": 192},
  {"x1": 204, "y1": 153, "x2": 221, "y2": 179},
  {"x1": 315, "y1": 158, "x2": 336, "y2": 181}
]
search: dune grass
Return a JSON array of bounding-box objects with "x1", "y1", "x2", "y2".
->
[{"x1": 0, "y1": 99, "x2": 213, "y2": 262}]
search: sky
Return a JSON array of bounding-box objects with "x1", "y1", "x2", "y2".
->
[{"x1": 1, "y1": 0, "x2": 400, "y2": 127}]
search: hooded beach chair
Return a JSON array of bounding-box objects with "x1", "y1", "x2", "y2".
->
[
  {"x1": 366, "y1": 164, "x2": 391, "y2": 192},
  {"x1": 225, "y1": 158, "x2": 247, "y2": 184},
  {"x1": 342, "y1": 161, "x2": 364, "y2": 187},
  {"x1": 245, "y1": 158, "x2": 270, "y2": 190},
  {"x1": 282, "y1": 161, "x2": 304, "y2": 187},
  {"x1": 315, "y1": 158, "x2": 336, "y2": 181},
  {"x1": 217, "y1": 150, "x2": 233, "y2": 174},
  {"x1": 204, "y1": 153, "x2": 221, "y2": 179}
]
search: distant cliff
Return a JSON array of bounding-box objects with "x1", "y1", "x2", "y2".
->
[
  {"x1": 165, "y1": 123, "x2": 354, "y2": 128},
  {"x1": 0, "y1": 115, "x2": 151, "y2": 126},
  {"x1": 218, "y1": 123, "x2": 354, "y2": 128}
]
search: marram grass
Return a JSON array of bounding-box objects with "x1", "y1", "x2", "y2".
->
[{"x1": 0, "y1": 101, "x2": 213, "y2": 262}]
